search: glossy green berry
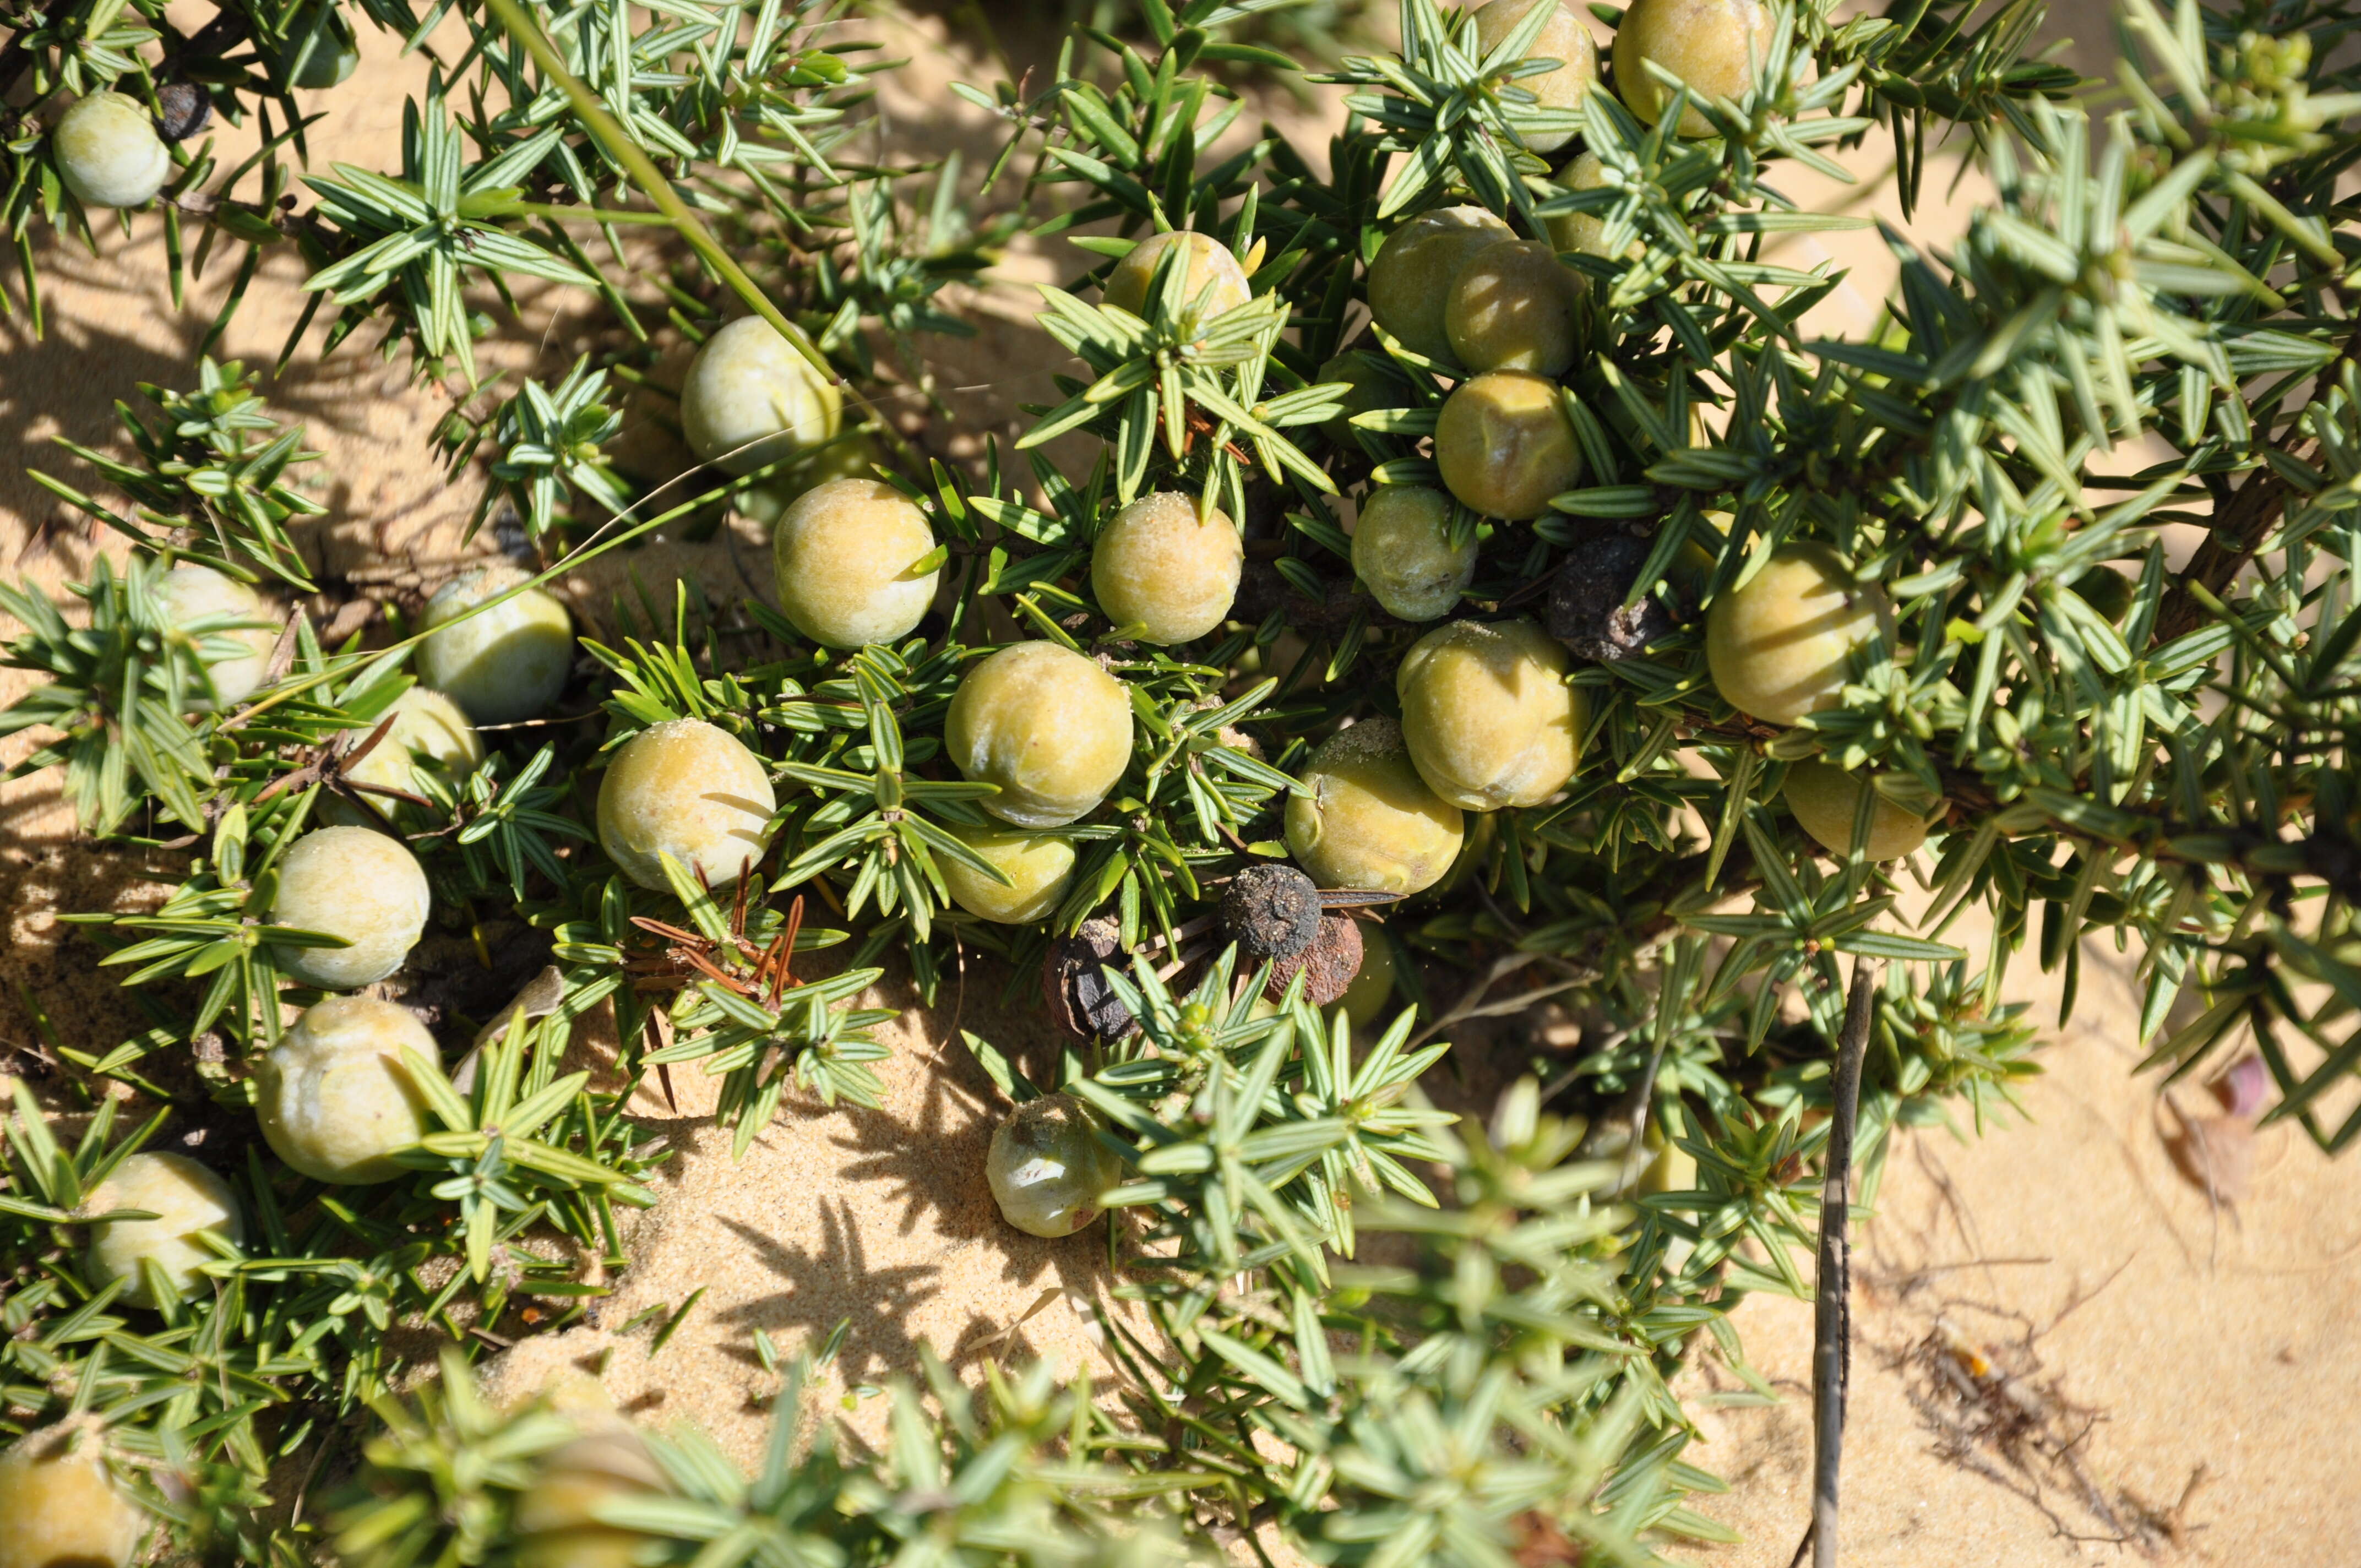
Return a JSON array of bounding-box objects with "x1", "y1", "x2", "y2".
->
[
  {"x1": 772, "y1": 477, "x2": 939, "y2": 648},
  {"x1": 1092, "y1": 492, "x2": 1243, "y2": 645},
  {"x1": 338, "y1": 686, "x2": 483, "y2": 805},
  {"x1": 939, "y1": 826, "x2": 1076, "y2": 925},
  {"x1": 1352, "y1": 485, "x2": 1476, "y2": 622},
  {"x1": 269, "y1": 826, "x2": 430, "y2": 989},
  {"x1": 2071, "y1": 564, "x2": 2135, "y2": 622},
  {"x1": 53, "y1": 92, "x2": 169, "y2": 209},
  {"x1": 1367, "y1": 206, "x2": 1514, "y2": 361},
  {"x1": 946, "y1": 643, "x2": 1134, "y2": 828},
  {"x1": 1612, "y1": 0, "x2": 1779, "y2": 137},
  {"x1": 514, "y1": 1427, "x2": 668, "y2": 1568},
  {"x1": 987, "y1": 1094, "x2": 1121, "y2": 1238},
  {"x1": 596, "y1": 719, "x2": 776, "y2": 891},
  {"x1": 1782, "y1": 761, "x2": 1937, "y2": 861},
  {"x1": 1284, "y1": 717, "x2": 1466, "y2": 895},
  {"x1": 272, "y1": 4, "x2": 360, "y2": 88},
  {"x1": 1472, "y1": 0, "x2": 1601, "y2": 153},
  {"x1": 1102, "y1": 230, "x2": 1252, "y2": 320},
  {"x1": 1704, "y1": 542, "x2": 1890, "y2": 725},
  {"x1": 157, "y1": 563, "x2": 277, "y2": 707},
  {"x1": 418, "y1": 565, "x2": 575, "y2": 726},
  {"x1": 1435, "y1": 371, "x2": 1584, "y2": 520},
  {"x1": 1339, "y1": 934, "x2": 1397, "y2": 1030},
  {"x1": 84, "y1": 1153, "x2": 242, "y2": 1309},
  {"x1": 1396, "y1": 618, "x2": 1585, "y2": 809},
  {"x1": 1314, "y1": 352, "x2": 1390, "y2": 448},
  {"x1": 255, "y1": 997, "x2": 440, "y2": 1184},
  {"x1": 0, "y1": 1422, "x2": 147, "y2": 1568},
  {"x1": 1446, "y1": 239, "x2": 1581, "y2": 376},
  {"x1": 1545, "y1": 152, "x2": 1638, "y2": 259},
  {"x1": 679, "y1": 316, "x2": 843, "y2": 476}
]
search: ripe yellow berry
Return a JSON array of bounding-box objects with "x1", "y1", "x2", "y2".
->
[
  {"x1": 1367, "y1": 206, "x2": 1515, "y2": 362},
  {"x1": 679, "y1": 317, "x2": 843, "y2": 476},
  {"x1": 772, "y1": 477, "x2": 939, "y2": 648},
  {"x1": 1446, "y1": 239, "x2": 1582, "y2": 376},
  {"x1": 938, "y1": 825, "x2": 1077, "y2": 924},
  {"x1": 1352, "y1": 486, "x2": 1476, "y2": 622},
  {"x1": 418, "y1": 565, "x2": 575, "y2": 726},
  {"x1": 338, "y1": 687, "x2": 484, "y2": 804},
  {"x1": 513, "y1": 1427, "x2": 668, "y2": 1568},
  {"x1": 269, "y1": 826, "x2": 431, "y2": 990},
  {"x1": 157, "y1": 563, "x2": 278, "y2": 708},
  {"x1": 84, "y1": 1152, "x2": 243, "y2": 1309},
  {"x1": 595, "y1": 719, "x2": 776, "y2": 891},
  {"x1": 0, "y1": 1422, "x2": 148, "y2": 1568},
  {"x1": 987, "y1": 1094, "x2": 1121, "y2": 1238},
  {"x1": 1435, "y1": 371, "x2": 1584, "y2": 520},
  {"x1": 1396, "y1": 618, "x2": 1585, "y2": 809},
  {"x1": 255, "y1": 997, "x2": 440, "y2": 1184},
  {"x1": 1283, "y1": 717, "x2": 1466, "y2": 895},
  {"x1": 1472, "y1": 0, "x2": 1601, "y2": 153},
  {"x1": 53, "y1": 92, "x2": 170, "y2": 210},
  {"x1": 946, "y1": 642, "x2": 1134, "y2": 828},
  {"x1": 1782, "y1": 761, "x2": 1938, "y2": 861},
  {"x1": 1612, "y1": 0, "x2": 1780, "y2": 138},
  {"x1": 1091, "y1": 492, "x2": 1244, "y2": 645},
  {"x1": 1102, "y1": 230, "x2": 1253, "y2": 319},
  {"x1": 1704, "y1": 542, "x2": 1890, "y2": 726}
]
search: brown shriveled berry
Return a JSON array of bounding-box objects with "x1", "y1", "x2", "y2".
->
[
  {"x1": 1041, "y1": 916, "x2": 1135, "y2": 1042},
  {"x1": 1264, "y1": 912, "x2": 1364, "y2": 1006},
  {"x1": 1546, "y1": 526, "x2": 1675, "y2": 661},
  {"x1": 1221, "y1": 864, "x2": 1322, "y2": 962}
]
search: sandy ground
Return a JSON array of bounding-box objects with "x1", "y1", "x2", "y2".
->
[{"x1": 3, "y1": 3, "x2": 2359, "y2": 1562}]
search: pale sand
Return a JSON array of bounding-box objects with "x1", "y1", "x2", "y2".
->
[{"x1": 2, "y1": 7, "x2": 2358, "y2": 1560}]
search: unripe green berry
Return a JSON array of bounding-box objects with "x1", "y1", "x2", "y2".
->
[
  {"x1": 1612, "y1": 0, "x2": 1779, "y2": 137},
  {"x1": 1339, "y1": 934, "x2": 1397, "y2": 1030},
  {"x1": 1472, "y1": 0, "x2": 1601, "y2": 154},
  {"x1": 271, "y1": 4, "x2": 360, "y2": 88},
  {"x1": 269, "y1": 826, "x2": 431, "y2": 989},
  {"x1": 1314, "y1": 352, "x2": 1389, "y2": 448},
  {"x1": 157, "y1": 563, "x2": 278, "y2": 707},
  {"x1": 1544, "y1": 152, "x2": 1637, "y2": 260},
  {"x1": 946, "y1": 643, "x2": 1134, "y2": 828},
  {"x1": 255, "y1": 997, "x2": 440, "y2": 1184},
  {"x1": 679, "y1": 317, "x2": 844, "y2": 476},
  {"x1": 1091, "y1": 492, "x2": 1243, "y2": 645},
  {"x1": 1102, "y1": 230, "x2": 1253, "y2": 319},
  {"x1": 2071, "y1": 564, "x2": 2135, "y2": 622},
  {"x1": 771, "y1": 477, "x2": 939, "y2": 648},
  {"x1": 1446, "y1": 239, "x2": 1581, "y2": 376},
  {"x1": 336, "y1": 686, "x2": 483, "y2": 805},
  {"x1": 1435, "y1": 371, "x2": 1584, "y2": 520},
  {"x1": 1396, "y1": 618, "x2": 1585, "y2": 809},
  {"x1": 1782, "y1": 761, "x2": 1938, "y2": 861},
  {"x1": 987, "y1": 1094, "x2": 1121, "y2": 1239},
  {"x1": 1704, "y1": 542, "x2": 1890, "y2": 726},
  {"x1": 53, "y1": 92, "x2": 170, "y2": 209},
  {"x1": 1284, "y1": 717, "x2": 1466, "y2": 895},
  {"x1": 595, "y1": 719, "x2": 776, "y2": 891},
  {"x1": 0, "y1": 1422, "x2": 147, "y2": 1568},
  {"x1": 418, "y1": 565, "x2": 575, "y2": 726},
  {"x1": 84, "y1": 1152, "x2": 242, "y2": 1309},
  {"x1": 938, "y1": 826, "x2": 1076, "y2": 925},
  {"x1": 1352, "y1": 486, "x2": 1476, "y2": 622},
  {"x1": 1367, "y1": 206, "x2": 1514, "y2": 362},
  {"x1": 513, "y1": 1427, "x2": 668, "y2": 1568}
]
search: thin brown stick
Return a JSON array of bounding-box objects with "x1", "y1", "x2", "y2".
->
[{"x1": 1803, "y1": 955, "x2": 1885, "y2": 1568}]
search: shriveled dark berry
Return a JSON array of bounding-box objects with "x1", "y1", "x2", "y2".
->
[
  {"x1": 155, "y1": 83, "x2": 213, "y2": 143},
  {"x1": 1265, "y1": 913, "x2": 1365, "y2": 1006},
  {"x1": 1041, "y1": 916, "x2": 1135, "y2": 1042},
  {"x1": 1546, "y1": 526, "x2": 1674, "y2": 662},
  {"x1": 1221, "y1": 864, "x2": 1321, "y2": 962}
]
